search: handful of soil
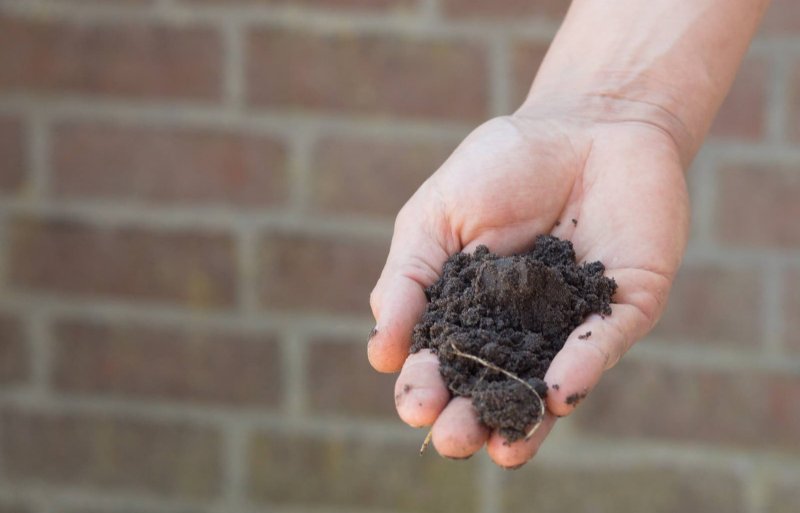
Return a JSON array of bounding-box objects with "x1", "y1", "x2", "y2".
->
[{"x1": 410, "y1": 235, "x2": 617, "y2": 442}]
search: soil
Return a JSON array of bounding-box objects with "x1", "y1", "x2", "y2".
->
[{"x1": 410, "y1": 235, "x2": 617, "y2": 442}]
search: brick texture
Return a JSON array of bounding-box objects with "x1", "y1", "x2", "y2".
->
[
  {"x1": 6, "y1": 216, "x2": 237, "y2": 307},
  {"x1": 441, "y1": 0, "x2": 569, "y2": 22},
  {"x1": 0, "y1": 408, "x2": 221, "y2": 498},
  {"x1": 709, "y1": 57, "x2": 768, "y2": 141},
  {"x1": 246, "y1": 28, "x2": 489, "y2": 121},
  {"x1": 716, "y1": 163, "x2": 800, "y2": 248},
  {"x1": 574, "y1": 359, "x2": 800, "y2": 451},
  {"x1": 0, "y1": 16, "x2": 222, "y2": 100},
  {"x1": 511, "y1": 40, "x2": 553, "y2": 108},
  {"x1": 52, "y1": 122, "x2": 289, "y2": 207},
  {"x1": 501, "y1": 464, "x2": 745, "y2": 513},
  {"x1": 0, "y1": 313, "x2": 28, "y2": 385},
  {"x1": 310, "y1": 135, "x2": 452, "y2": 217},
  {"x1": 0, "y1": 115, "x2": 25, "y2": 194},
  {"x1": 258, "y1": 231, "x2": 386, "y2": 315},
  {"x1": 307, "y1": 337, "x2": 396, "y2": 418},
  {"x1": 766, "y1": 472, "x2": 800, "y2": 513},
  {"x1": 247, "y1": 430, "x2": 477, "y2": 512},
  {"x1": 188, "y1": 0, "x2": 416, "y2": 10},
  {"x1": 652, "y1": 264, "x2": 762, "y2": 347},
  {"x1": 52, "y1": 319, "x2": 281, "y2": 406},
  {"x1": 786, "y1": 269, "x2": 800, "y2": 354},
  {"x1": 760, "y1": 0, "x2": 800, "y2": 35}
]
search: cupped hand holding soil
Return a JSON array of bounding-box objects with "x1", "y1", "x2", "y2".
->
[{"x1": 368, "y1": 113, "x2": 689, "y2": 468}]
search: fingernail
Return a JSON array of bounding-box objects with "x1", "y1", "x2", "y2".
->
[
  {"x1": 501, "y1": 463, "x2": 525, "y2": 470},
  {"x1": 444, "y1": 454, "x2": 473, "y2": 461}
]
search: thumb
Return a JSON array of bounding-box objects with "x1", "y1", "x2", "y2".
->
[{"x1": 368, "y1": 191, "x2": 456, "y2": 373}]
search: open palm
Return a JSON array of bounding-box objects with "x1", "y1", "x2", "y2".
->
[{"x1": 368, "y1": 112, "x2": 690, "y2": 468}]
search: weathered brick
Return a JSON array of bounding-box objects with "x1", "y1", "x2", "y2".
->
[
  {"x1": 759, "y1": 0, "x2": 800, "y2": 35},
  {"x1": 307, "y1": 337, "x2": 396, "y2": 418},
  {"x1": 310, "y1": 135, "x2": 452, "y2": 217},
  {"x1": 441, "y1": 0, "x2": 568, "y2": 21},
  {"x1": 785, "y1": 269, "x2": 800, "y2": 354},
  {"x1": 6, "y1": 216, "x2": 237, "y2": 307},
  {"x1": 246, "y1": 29, "x2": 489, "y2": 121},
  {"x1": 53, "y1": 319, "x2": 281, "y2": 406},
  {"x1": 0, "y1": 503, "x2": 31, "y2": 513},
  {"x1": 0, "y1": 115, "x2": 25, "y2": 194},
  {"x1": 510, "y1": 40, "x2": 550, "y2": 108},
  {"x1": 652, "y1": 264, "x2": 762, "y2": 347},
  {"x1": 502, "y1": 464, "x2": 745, "y2": 513},
  {"x1": 766, "y1": 471, "x2": 800, "y2": 513},
  {"x1": 574, "y1": 359, "x2": 800, "y2": 451},
  {"x1": 0, "y1": 16, "x2": 222, "y2": 100},
  {"x1": 259, "y1": 232, "x2": 386, "y2": 315},
  {"x1": 716, "y1": 163, "x2": 800, "y2": 248},
  {"x1": 0, "y1": 312, "x2": 29, "y2": 385},
  {"x1": 248, "y1": 430, "x2": 477, "y2": 512},
  {"x1": 709, "y1": 57, "x2": 767, "y2": 141},
  {"x1": 53, "y1": 122, "x2": 288, "y2": 207},
  {"x1": 0, "y1": 408, "x2": 221, "y2": 498},
  {"x1": 187, "y1": 0, "x2": 416, "y2": 10}
]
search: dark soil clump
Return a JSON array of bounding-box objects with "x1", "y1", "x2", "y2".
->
[{"x1": 410, "y1": 235, "x2": 616, "y2": 442}]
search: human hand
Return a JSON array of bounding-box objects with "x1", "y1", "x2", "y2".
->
[{"x1": 367, "y1": 100, "x2": 690, "y2": 468}]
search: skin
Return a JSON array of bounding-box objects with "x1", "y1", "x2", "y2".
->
[{"x1": 369, "y1": 0, "x2": 771, "y2": 468}]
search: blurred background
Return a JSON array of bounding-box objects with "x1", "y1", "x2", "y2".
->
[{"x1": 0, "y1": 0, "x2": 798, "y2": 512}]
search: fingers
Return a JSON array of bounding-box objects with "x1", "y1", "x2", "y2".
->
[
  {"x1": 431, "y1": 397, "x2": 491, "y2": 459},
  {"x1": 368, "y1": 198, "x2": 453, "y2": 373},
  {"x1": 486, "y1": 412, "x2": 557, "y2": 468},
  {"x1": 544, "y1": 268, "x2": 670, "y2": 417},
  {"x1": 394, "y1": 349, "x2": 450, "y2": 427}
]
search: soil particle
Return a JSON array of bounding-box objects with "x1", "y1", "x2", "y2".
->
[
  {"x1": 565, "y1": 390, "x2": 589, "y2": 406},
  {"x1": 411, "y1": 235, "x2": 616, "y2": 442},
  {"x1": 368, "y1": 327, "x2": 378, "y2": 340},
  {"x1": 578, "y1": 331, "x2": 592, "y2": 340},
  {"x1": 552, "y1": 384, "x2": 560, "y2": 391},
  {"x1": 571, "y1": 218, "x2": 578, "y2": 226}
]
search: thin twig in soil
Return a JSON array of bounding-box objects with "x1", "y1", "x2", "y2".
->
[
  {"x1": 449, "y1": 342, "x2": 545, "y2": 440},
  {"x1": 419, "y1": 429, "x2": 433, "y2": 455}
]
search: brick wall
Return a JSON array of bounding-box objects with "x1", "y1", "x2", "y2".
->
[{"x1": 0, "y1": 1, "x2": 797, "y2": 512}]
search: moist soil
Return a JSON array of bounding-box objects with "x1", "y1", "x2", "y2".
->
[{"x1": 410, "y1": 235, "x2": 617, "y2": 442}]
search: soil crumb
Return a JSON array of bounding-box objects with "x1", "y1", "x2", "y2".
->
[
  {"x1": 411, "y1": 235, "x2": 616, "y2": 442},
  {"x1": 578, "y1": 331, "x2": 592, "y2": 340},
  {"x1": 566, "y1": 390, "x2": 589, "y2": 406}
]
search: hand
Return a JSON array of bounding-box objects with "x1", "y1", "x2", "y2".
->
[{"x1": 367, "y1": 100, "x2": 690, "y2": 468}]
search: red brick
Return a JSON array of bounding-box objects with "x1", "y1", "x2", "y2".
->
[
  {"x1": 652, "y1": 264, "x2": 762, "y2": 347},
  {"x1": 574, "y1": 359, "x2": 800, "y2": 451},
  {"x1": 246, "y1": 29, "x2": 489, "y2": 122},
  {"x1": 0, "y1": 408, "x2": 221, "y2": 498},
  {"x1": 259, "y1": 232, "x2": 386, "y2": 315},
  {"x1": 0, "y1": 115, "x2": 25, "y2": 194},
  {"x1": 510, "y1": 40, "x2": 551, "y2": 108},
  {"x1": 53, "y1": 319, "x2": 281, "y2": 406},
  {"x1": 7, "y1": 216, "x2": 237, "y2": 307},
  {"x1": 0, "y1": 16, "x2": 222, "y2": 101},
  {"x1": 53, "y1": 122, "x2": 288, "y2": 207},
  {"x1": 310, "y1": 135, "x2": 452, "y2": 217},
  {"x1": 502, "y1": 464, "x2": 745, "y2": 513},
  {"x1": 709, "y1": 58, "x2": 767, "y2": 141},
  {"x1": 307, "y1": 337, "x2": 396, "y2": 418},
  {"x1": 441, "y1": 0, "x2": 568, "y2": 21},
  {"x1": 716, "y1": 163, "x2": 800, "y2": 248},
  {"x1": 785, "y1": 269, "x2": 800, "y2": 354},
  {"x1": 0, "y1": 313, "x2": 28, "y2": 386},
  {"x1": 187, "y1": 0, "x2": 415, "y2": 11},
  {"x1": 759, "y1": 0, "x2": 800, "y2": 36},
  {"x1": 766, "y1": 472, "x2": 800, "y2": 513},
  {"x1": 248, "y1": 430, "x2": 477, "y2": 512}
]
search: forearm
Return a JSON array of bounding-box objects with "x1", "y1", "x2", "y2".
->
[{"x1": 521, "y1": 0, "x2": 770, "y2": 162}]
